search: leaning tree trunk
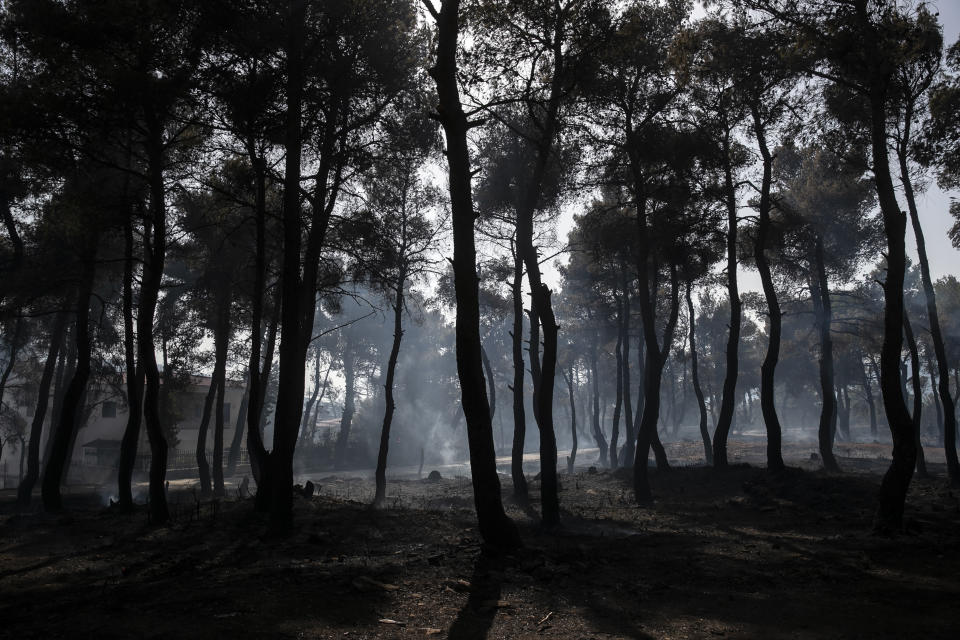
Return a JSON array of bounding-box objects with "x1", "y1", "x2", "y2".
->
[
  {"x1": 687, "y1": 280, "x2": 712, "y2": 465},
  {"x1": 811, "y1": 237, "x2": 840, "y2": 472},
  {"x1": 509, "y1": 240, "x2": 528, "y2": 498},
  {"x1": 374, "y1": 268, "x2": 406, "y2": 507},
  {"x1": 870, "y1": 87, "x2": 917, "y2": 532},
  {"x1": 42, "y1": 240, "x2": 96, "y2": 511},
  {"x1": 903, "y1": 310, "x2": 927, "y2": 478},
  {"x1": 427, "y1": 0, "x2": 519, "y2": 549},
  {"x1": 751, "y1": 106, "x2": 785, "y2": 472},
  {"x1": 17, "y1": 311, "x2": 66, "y2": 508},
  {"x1": 896, "y1": 113, "x2": 959, "y2": 485},
  {"x1": 712, "y1": 137, "x2": 741, "y2": 469},
  {"x1": 195, "y1": 371, "x2": 218, "y2": 496}
]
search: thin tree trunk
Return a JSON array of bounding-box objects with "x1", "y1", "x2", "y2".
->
[
  {"x1": 811, "y1": 238, "x2": 840, "y2": 472},
  {"x1": 620, "y1": 278, "x2": 634, "y2": 468},
  {"x1": 926, "y1": 350, "x2": 944, "y2": 446},
  {"x1": 427, "y1": 0, "x2": 519, "y2": 549},
  {"x1": 17, "y1": 311, "x2": 66, "y2": 507},
  {"x1": 299, "y1": 349, "x2": 323, "y2": 447},
  {"x1": 117, "y1": 215, "x2": 143, "y2": 511},
  {"x1": 589, "y1": 334, "x2": 608, "y2": 467},
  {"x1": 562, "y1": 365, "x2": 577, "y2": 474},
  {"x1": 610, "y1": 300, "x2": 623, "y2": 469},
  {"x1": 212, "y1": 296, "x2": 231, "y2": 497},
  {"x1": 751, "y1": 106, "x2": 785, "y2": 472},
  {"x1": 510, "y1": 240, "x2": 528, "y2": 498},
  {"x1": 687, "y1": 280, "x2": 712, "y2": 465},
  {"x1": 896, "y1": 110, "x2": 958, "y2": 485},
  {"x1": 334, "y1": 339, "x2": 356, "y2": 469},
  {"x1": 870, "y1": 85, "x2": 917, "y2": 532},
  {"x1": 712, "y1": 135, "x2": 741, "y2": 468},
  {"x1": 903, "y1": 311, "x2": 927, "y2": 477},
  {"x1": 195, "y1": 372, "x2": 217, "y2": 496},
  {"x1": 375, "y1": 268, "x2": 406, "y2": 506},
  {"x1": 861, "y1": 352, "x2": 878, "y2": 438}
]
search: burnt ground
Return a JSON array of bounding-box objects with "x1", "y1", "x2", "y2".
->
[{"x1": 2, "y1": 441, "x2": 960, "y2": 639}]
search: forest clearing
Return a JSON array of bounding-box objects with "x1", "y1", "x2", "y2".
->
[{"x1": 3, "y1": 440, "x2": 959, "y2": 640}]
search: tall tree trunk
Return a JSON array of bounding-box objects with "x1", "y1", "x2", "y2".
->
[
  {"x1": 712, "y1": 136, "x2": 741, "y2": 468},
  {"x1": 195, "y1": 376, "x2": 217, "y2": 496},
  {"x1": 751, "y1": 106, "x2": 785, "y2": 472},
  {"x1": 299, "y1": 349, "x2": 323, "y2": 447},
  {"x1": 140, "y1": 132, "x2": 170, "y2": 525},
  {"x1": 509, "y1": 241, "x2": 528, "y2": 498},
  {"x1": 42, "y1": 240, "x2": 96, "y2": 511},
  {"x1": 896, "y1": 111, "x2": 958, "y2": 485},
  {"x1": 375, "y1": 268, "x2": 406, "y2": 506},
  {"x1": 811, "y1": 237, "x2": 840, "y2": 471},
  {"x1": 426, "y1": 0, "x2": 519, "y2": 549},
  {"x1": 620, "y1": 279, "x2": 635, "y2": 469},
  {"x1": 212, "y1": 296, "x2": 231, "y2": 497},
  {"x1": 687, "y1": 280, "x2": 712, "y2": 465},
  {"x1": 117, "y1": 216, "x2": 143, "y2": 511},
  {"x1": 252, "y1": 284, "x2": 281, "y2": 499},
  {"x1": 903, "y1": 311, "x2": 927, "y2": 477},
  {"x1": 17, "y1": 311, "x2": 66, "y2": 507},
  {"x1": 870, "y1": 85, "x2": 916, "y2": 532},
  {"x1": 609, "y1": 300, "x2": 623, "y2": 469}
]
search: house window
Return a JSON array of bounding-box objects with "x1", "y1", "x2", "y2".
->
[{"x1": 102, "y1": 401, "x2": 117, "y2": 418}]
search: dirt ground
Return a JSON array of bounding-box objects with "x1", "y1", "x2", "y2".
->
[{"x1": 2, "y1": 440, "x2": 959, "y2": 639}]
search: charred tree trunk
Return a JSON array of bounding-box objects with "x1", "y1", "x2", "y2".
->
[
  {"x1": 896, "y1": 111, "x2": 958, "y2": 485},
  {"x1": 712, "y1": 136, "x2": 741, "y2": 469},
  {"x1": 609, "y1": 300, "x2": 623, "y2": 469},
  {"x1": 903, "y1": 311, "x2": 927, "y2": 477},
  {"x1": 212, "y1": 295, "x2": 231, "y2": 497},
  {"x1": 870, "y1": 86, "x2": 917, "y2": 532},
  {"x1": 751, "y1": 106, "x2": 785, "y2": 472},
  {"x1": 195, "y1": 371, "x2": 217, "y2": 496},
  {"x1": 562, "y1": 365, "x2": 577, "y2": 474},
  {"x1": 117, "y1": 216, "x2": 143, "y2": 511},
  {"x1": 687, "y1": 280, "x2": 712, "y2": 465},
  {"x1": 42, "y1": 239, "x2": 96, "y2": 511},
  {"x1": 589, "y1": 333, "x2": 608, "y2": 467},
  {"x1": 299, "y1": 349, "x2": 323, "y2": 447},
  {"x1": 252, "y1": 285, "x2": 281, "y2": 500},
  {"x1": 509, "y1": 241, "x2": 528, "y2": 498},
  {"x1": 811, "y1": 237, "x2": 840, "y2": 472},
  {"x1": 375, "y1": 267, "x2": 406, "y2": 507},
  {"x1": 620, "y1": 279, "x2": 635, "y2": 469},
  {"x1": 139, "y1": 129, "x2": 171, "y2": 525},
  {"x1": 426, "y1": 0, "x2": 519, "y2": 549},
  {"x1": 17, "y1": 311, "x2": 66, "y2": 508}
]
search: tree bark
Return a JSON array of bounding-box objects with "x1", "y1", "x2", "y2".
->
[
  {"x1": 896, "y1": 109, "x2": 958, "y2": 484},
  {"x1": 620, "y1": 277, "x2": 635, "y2": 469},
  {"x1": 225, "y1": 371, "x2": 250, "y2": 477},
  {"x1": 903, "y1": 310, "x2": 927, "y2": 477},
  {"x1": 212, "y1": 295, "x2": 231, "y2": 497},
  {"x1": 509, "y1": 240, "x2": 528, "y2": 498},
  {"x1": 426, "y1": 0, "x2": 519, "y2": 549},
  {"x1": 562, "y1": 365, "x2": 577, "y2": 474},
  {"x1": 117, "y1": 215, "x2": 143, "y2": 511},
  {"x1": 42, "y1": 240, "x2": 96, "y2": 511},
  {"x1": 712, "y1": 134, "x2": 741, "y2": 468},
  {"x1": 17, "y1": 311, "x2": 66, "y2": 508},
  {"x1": 375, "y1": 267, "x2": 406, "y2": 506},
  {"x1": 751, "y1": 106, "x2": 785, "y2": 472},
  {"x1": 869, "y1": 85, "x2": 917, "y2": 533},
  {"x1": 687, "y1": 280, "x2": 712, "y2": 465},
  {"x1": 811, "y1": 237, "x2": 840, "y2": 471},
  {"x1": 588, "y1": 331, "x2": 608, "y2": 467},
  {"x1": 609, "y1": 299, "x2": 623, "y2": 469},
  {"x1": 195, "y1": 370, "x2": 217, "y2": 496}
]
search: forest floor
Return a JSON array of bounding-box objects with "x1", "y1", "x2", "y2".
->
[{"x1": 2, "y1": 439, "x2": 960, "y2": 639}]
